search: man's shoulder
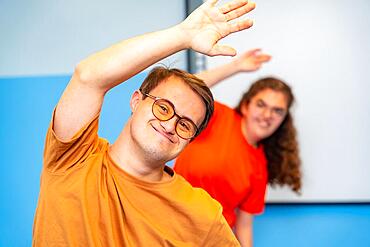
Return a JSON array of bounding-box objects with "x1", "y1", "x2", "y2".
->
[
  {"x1": 173, "y1": 176, "x2": 239, "y2": 246},
  {"x1": 174, "y1": 174, "x2": 222, "y2": 214}
]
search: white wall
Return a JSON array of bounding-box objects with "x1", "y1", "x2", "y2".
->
[
  {"x1": 0, "y1": 0, "x2": 186, "y2": 76},
  {"x1": 206, "y1": 0, "x2": 370, "y2": 202}
]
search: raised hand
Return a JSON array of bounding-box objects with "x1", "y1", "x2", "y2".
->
[
  {"x1": 234, "y1": 48, "x2": 271, "y2": 72},
  {"x1": 179, "y1": 0, "x2": 256, "y2": 57},
  {"x1": 195, "y1": 48, "x2": 271, "y2": 87}
]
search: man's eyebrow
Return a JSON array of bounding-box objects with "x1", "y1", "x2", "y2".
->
[
  {"x1": 172, "y1": 102, "x2": 198, "y2": 126},
  {"x1": 180, "y1": 112, "x2": 199, "y2": 126}
]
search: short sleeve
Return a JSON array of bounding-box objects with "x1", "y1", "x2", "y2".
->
[
  {"x1": 203, "y1": 209, "x2": 241, "y2": 247},
  {"x1": 239, "y1": 174, "x2": 267, "y2": 214},
  {"x1": 43, "y1": 109, "x2": 100, "y2": 174}
]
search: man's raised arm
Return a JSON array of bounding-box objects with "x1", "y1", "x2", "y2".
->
[{"x1": 54, "y1": 0, "x2": 255, "y2": 141}]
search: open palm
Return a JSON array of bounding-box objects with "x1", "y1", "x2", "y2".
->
[
  {"x1": 180, "y1": 0, "x2": 255, "y2": 56},
  {"x1": 237, "y1": 49, "x2": 271, "y2": 71}
]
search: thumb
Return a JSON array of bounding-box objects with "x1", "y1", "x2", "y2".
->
[{"x1": 208, "y1": 45, "x2": 237, "y2": 57}]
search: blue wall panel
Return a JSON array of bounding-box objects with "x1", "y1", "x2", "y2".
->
[
  {"x1": 0, "y1": 76, "x2": 68, "y2": 247},
  {"x1": 255, "y1": 204, "x2": 370, "y2": 247}
]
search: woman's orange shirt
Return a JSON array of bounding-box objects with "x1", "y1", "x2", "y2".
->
[{"x1": 175, "y1": 102, "x2": 268, "y2": 227}]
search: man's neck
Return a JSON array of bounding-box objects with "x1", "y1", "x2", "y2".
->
[{"x1": 109, "y1": 126, "x2": 171, "y2": 182}]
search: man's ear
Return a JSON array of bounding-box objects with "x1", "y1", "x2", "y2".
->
[{"x1": 130, "y1": 90, "x2": 142, "y2": 113}]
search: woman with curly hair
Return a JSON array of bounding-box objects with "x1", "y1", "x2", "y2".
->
[{"x1": 174, "y1": 49, "x2": 302, "y2": 247}]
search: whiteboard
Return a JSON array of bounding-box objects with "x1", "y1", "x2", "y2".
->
[{"x1": 205, "y1": 0, "x2": 370, "y2": 202}]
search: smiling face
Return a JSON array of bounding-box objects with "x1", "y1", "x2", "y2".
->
[
  {"x1": 129, "y1": 76, "x2": 206, "y2": 163},
  {"x1": 241, "y1": 88, "x2": 288, "y2": 146}
]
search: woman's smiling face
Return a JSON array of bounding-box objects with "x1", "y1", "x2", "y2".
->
[{"x1": 241, "y1": 88, "x2": 288, "y2": 146}]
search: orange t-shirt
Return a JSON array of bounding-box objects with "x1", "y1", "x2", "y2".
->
[
  {"x1": 32, "y1": 112, "x2": 240, "y2": 246},
  {"x1": 174, "y1": 102, "x2": 268, "y2": 227}
]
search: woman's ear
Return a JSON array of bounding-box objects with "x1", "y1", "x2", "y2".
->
[
  {"x1": 240, "y1": 102, "x2": 249, "y2": 116},
  {"x1": 130, "y1": 90, "x2": 142, "y2": 113}
]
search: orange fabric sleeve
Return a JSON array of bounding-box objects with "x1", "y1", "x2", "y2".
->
[
  {"x1": 43, "y1": 109, "x2": 100, "y2": 174},
  {"x1": 203, "y1": 209, "x2": 241, "y2": 246}
]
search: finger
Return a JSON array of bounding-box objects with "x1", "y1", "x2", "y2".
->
[
  {"x1": 244, "y1": 48, "x2": 261, "y2": 56},
  {"x1": 209, "y1": 44, "x2": 237, "y2": 57},
  {"x1": 228, "y1": 19, "x2": 254, "y2": 34},
  {"x1": 219, "y1": 0, "x2": 248, "y2": 14},
  {"x1": 204, "y1": 0, "x2": 219, "y2": 7},
  {"x1": 257, "y1": 54, "x2": 272, "y2": 62},
  {"x1": 224, "y1": 2, "x2": 256, "y2": 21}
]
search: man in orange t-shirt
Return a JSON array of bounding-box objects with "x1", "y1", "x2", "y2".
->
[{"x1": 32, "y1": 0, "x2": 257, "y2": 246}]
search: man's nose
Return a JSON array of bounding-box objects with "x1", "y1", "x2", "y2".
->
[{"x1": 159, "y1": 116, "x2": 178, "y2": 134}]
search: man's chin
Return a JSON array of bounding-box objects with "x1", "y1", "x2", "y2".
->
[
  {"x1": 143, "y1": 145, "x2": 178, "y2": 163},
  {"x1": 157, "y1": 148, "x2": 183, "y2": 163}
]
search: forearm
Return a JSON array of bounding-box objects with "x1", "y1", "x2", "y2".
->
[
  {"x1": 235, "y1": 228, "x2": 253, "y2": 247},
  {"x1": 75, "y1": 25, "x2": 189, "y2": 92},
  {"x1": 235, "y1": 211, "x2": 253, "y2": 247},
  {"x1": 195, "y1": 59, "x2": 241, "y2": 88},
  {"x1": 196, "y1": 48, "x2": 271, "y2": 88}
]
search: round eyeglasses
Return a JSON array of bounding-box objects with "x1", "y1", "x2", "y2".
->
[{"x1": 141, "y1": 91, "x2": 199, "y2": 140}]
